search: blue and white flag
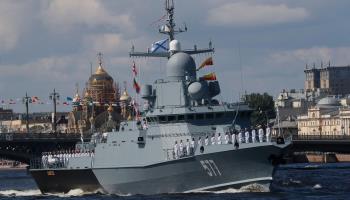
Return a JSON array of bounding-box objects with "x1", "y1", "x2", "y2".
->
[{"x1": 151, "y1": 38, "x2": 169, "y2": 53}]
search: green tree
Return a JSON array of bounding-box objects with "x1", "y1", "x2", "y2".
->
[{"x1": 242, "y1": 92, "x2": 276, "y2": 127}]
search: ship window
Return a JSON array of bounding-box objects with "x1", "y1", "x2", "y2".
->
[
  {"x1": 178, "y1": 115, "x2": 185, "y2": 121},
  {"x1": 215, "y1": 112, "x2": 224, "y2": 118},
  {"x1": 206, "y1": 113, "x2": 214, "y2": 119},
  {"x1": 196, "y1": 114, "x2": 204, "y2": 120},
  {"x1": 168, "y1": 115, "x2": 176, "y2": 122},
  {"x1": 187, "y1": 114, "x2": 194, "y2": 120},
  {"x1": 226, "y1": 112, "x2": 234, "y2": 117},
  {"x1": 159, "y1": 116, "x2": 166, "y2": 122}
]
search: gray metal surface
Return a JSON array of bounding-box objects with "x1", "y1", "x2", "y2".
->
[
  {"x1": 93, "y1": 143, "x2": 285, "y2": 195},
  {"x1": 29, "y1": 0, "x2": 291, "y2": 195}
]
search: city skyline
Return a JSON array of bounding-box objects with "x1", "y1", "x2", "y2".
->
[{"x1": 0, "y1": 0, "x2": 350, "y2": 112}]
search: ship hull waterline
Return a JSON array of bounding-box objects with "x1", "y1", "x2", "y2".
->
[
  {"x1": 30, "y1": 168, "x2": 102, "y2": 194},
  {"x1": 93, "y1": 144, "x2": 286, "y2": 195}
]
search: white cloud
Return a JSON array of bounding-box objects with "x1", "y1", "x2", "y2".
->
[
  {"x1": 207, "y1": 2, "x2": 309, "y2": 26},
  {"x1": 83, "y1": 33, "x2": 130, "y2": 55},
  {"x1": 40, "y1": 0, "x2": 134, "y2": 32},
  {"x1": 270, "y1": 47, "x2": 350, "y2": 66},
  {"x1": 0, "y1": 2, "x2": 31, "y2": 51}
]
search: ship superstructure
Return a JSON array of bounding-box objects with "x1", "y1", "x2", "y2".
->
[{"x1": 29, "y1": 0, "x2": 290, "y2": 195}]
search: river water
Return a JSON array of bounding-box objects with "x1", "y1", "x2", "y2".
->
[{"x1": 0, "y1": 163, "x2": 349, "y2": 199}]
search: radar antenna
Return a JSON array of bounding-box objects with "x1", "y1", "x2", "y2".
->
[
  {"x1": 129, "y1": 0, "x2": 214, "y2": 58},
  {"x1": 159, "y1": 0, "x2": 186, "y2": 41}
]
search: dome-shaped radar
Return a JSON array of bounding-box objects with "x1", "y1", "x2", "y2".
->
[
  {"x1": 169, "y1": 40, "x2": 181, "y2": 52},
  {"x1": 166, "y1": 52, "x2": 196, "y2": 81},
  {"x1": 188, "y1": 81, "x2": 208, "y2": 100}
]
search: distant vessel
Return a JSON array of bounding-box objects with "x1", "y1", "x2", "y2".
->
[{"x1": 29, "y1": 0, "x2": 290, "y2": 195}]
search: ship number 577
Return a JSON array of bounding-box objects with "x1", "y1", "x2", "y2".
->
[{"x1": 200, "y1": 160, "x2": 222, "y2": 177}]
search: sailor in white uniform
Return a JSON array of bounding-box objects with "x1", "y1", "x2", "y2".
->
[
  {"x1": 266, "y1": 126, "x2": 271, "y2": 142},
  {"x1": 251, "y1": 128, "x2": 256, "y2": 143},
  {"x1": 224, "y1": 133, "x2": 229, "y2": 144},
  {"x1": 190, "y1": 138, "x2": 195, "y2": 155},
  {"x1": 245, "y1": 129, "x2": 250, "y2": 143},
  {"x1": 185, "y1": 139, "x2": 190, "y2": 156},
  {"x1": 231, "y1": 132, "x2": 236, "y2": 144},
  {"x1": 198, "y1": 137, "x2": 203, "y2": 147},
  {"x1": 258, "y1": 126, "x2": 264, "y2": 143},
  {"x1": 179, "y1": 140, "x2": 184, "y2": 157},
  {"x1": 217, "y1": 133, "x2": 222, "y2": 145},
  {"x1": 205, "y1": 136, "x2": 209, "y2": 146},
  {"x1": 238, "y1": 130, "x2": 243, "y2": 143},
  {"x1": 211, "y1": 134, "x2": 216, "y2": 145},
  {"x1": 174, "y1": 141, "x2": 179, "y2": 159}
]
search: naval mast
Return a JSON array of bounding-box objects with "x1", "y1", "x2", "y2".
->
[{"x1": 129, "y1": 0, "x2": 214, "y2": 58}]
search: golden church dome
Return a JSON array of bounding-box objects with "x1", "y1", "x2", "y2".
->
[
  {"x1": 120, "y1": 90, "x2": 131, "y2": 101},
  {"x1": 89, "y1": 64, "x2": 113, "y2": 83}
]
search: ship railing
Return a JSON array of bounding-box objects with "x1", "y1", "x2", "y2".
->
[
  {"x1": 164, "y1": 147, "x2": 195, "y2": 161},
  {"x1": 165, "y1": 135, "x2": 282, "y2": 161},
  {"x1": 30, "y1": 157, "x2": 69, "y2": 170}
]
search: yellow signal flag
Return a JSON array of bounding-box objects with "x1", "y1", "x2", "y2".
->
[{"x1": 201, "y1": 72, "x2": 217, "y2": 81}]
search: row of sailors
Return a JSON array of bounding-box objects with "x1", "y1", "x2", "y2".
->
[
  {"x1": 41, "y1": 151, "x2": 95, "y2": 168},
  {"x1": 173, "y1": 127, "x2": 271, "y2": 159}
]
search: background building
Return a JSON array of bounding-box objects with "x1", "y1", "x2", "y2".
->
[
  {"x1": 305, "y1": 64, "x2": 350, "y2": 96},
  {"x1": 67, "y1": 54, "x2": 134, "y2": 134},
  {"x1": 297, "y1": 97, "x2": 350, "y2": 136}
]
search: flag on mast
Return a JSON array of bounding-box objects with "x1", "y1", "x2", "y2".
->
[
  {"x1": 201, "y1": 72, "x2": 217, "y2": 81},
  {"x1": 132, "y1": 61, "x2": 137, "y2": 77},
  {"x1": 151, "y1": 38, "x2": 169, "y2": 53},
  {"x1": 197, "y1": 57, "x2": 213, "y2": 71},
  {"x1": 133, "y1": 78, "x2": 140, "y2": 93}
]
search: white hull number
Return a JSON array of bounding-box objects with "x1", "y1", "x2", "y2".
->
[{"x1": 200, "y1": 160, "x2": 222, "y2": 177}]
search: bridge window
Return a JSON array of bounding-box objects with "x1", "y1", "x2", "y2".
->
[
  {"x1": 186, "y1": 114, "x2": 194, "y2": 120},
  {"x1": 206, "y1": 113, "x2": 214, "y2": 119},
  {"x1": 215, "y1": 112, "x2": 224, "y2": 118},
  {"x1": 196, "y1": 114, "x2": 204, "y2": 120},
  {"x1": 167, "y1": 116, "x2": 176, "y2": 122},
  {"x1": 177, "y1": 115, "x2": 185, "y2": 121},
  {"x1": 159, "y1": 116, "x2": 166, "y2": 122},
  {"x1": 227, "y1": 112, "x2": 235, "y2": 118}
]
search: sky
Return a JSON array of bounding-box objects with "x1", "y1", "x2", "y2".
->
[{"x1": 1, "y1": 0, "x2": 350, "y2": 113}]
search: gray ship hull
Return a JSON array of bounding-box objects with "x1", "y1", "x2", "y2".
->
[{"x1": 93, "y1": 143, "x2": 285, "y2": 195}]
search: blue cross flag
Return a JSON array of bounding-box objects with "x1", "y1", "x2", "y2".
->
[{"x1": 151, "y1": 38, "x2": 169, "y2": 53}]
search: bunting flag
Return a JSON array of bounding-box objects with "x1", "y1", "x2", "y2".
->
[
  {"x1": 32, "y1": 96, "x2": 40, "y2": 103},
  {"x1": 197, "y1": 57, "x2": 213, "y2": 71},
  {"x1": 151, "y1": 38, "x2": 169, "y2": 53},
  {"x1": 9, "y1": 99, "x2": 16, "y2": 104},
  {"x1": 66, "y1": 97, "x2": 73, "y2": 101},
  {"x1": 201, "y1": 72, "x2": 217, "y2": 81},
  {"x1": 133, "y1": 78, "x2": 140, "y2": 94},
  {"x1": 132, "y1": 61, "x2": 137, "y2": 77}
]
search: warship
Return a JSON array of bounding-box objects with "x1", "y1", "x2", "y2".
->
[{"x1": 29, "y1": 0, "x2": 291, "y2": 195}]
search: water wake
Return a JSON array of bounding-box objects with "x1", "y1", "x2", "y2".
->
[
  {"x1": 0, "y1": 189, "x2": 41, "y2": 197},
  {"x1": 313, "y1": 184, "x2": 322, "y2": 189},
  {"x1": 0, "y1": 188, "x2": 103, "y2": 197},
  {"x1": 192, "y1": 183, "x2": 270, "y2": 194},
  {"x1": 46, "y1": 188, "x2": 104, "y2": 197}
]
